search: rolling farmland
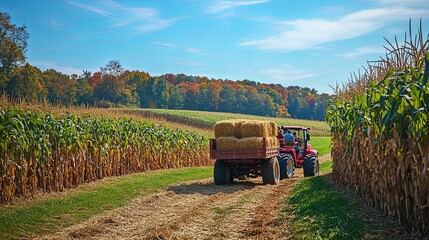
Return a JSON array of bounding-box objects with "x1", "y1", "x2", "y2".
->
[
  {"x1": 0, "y1": 104, "x2": 415, "y2": 239},
  {"x1": 123, "y1": 108, "x2": 330, "y2": 137},
  {"x1": 1, "y1": 3, "x2": 428, "y2": 239}
]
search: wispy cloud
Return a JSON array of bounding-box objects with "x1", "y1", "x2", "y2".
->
[
  {"x1": 152, "y1": 42, "x2": 207, "y2": 55},
  {"x1": 152, "y1": 42, "x2": 178, "y2": 49},
  {"x1": 206, "y1": 0, "x2": 270, "y2": 13},
  {"x1": 48, "y1": 20, "x2": 64, "y2": 30},
  {"x1": 260, "y1": 64, "x2": 322, "y2": 82},
  {"x1": 66, "y1": 0, "x2": 175, "y2": 33},
  {"x1": 240, "y1": 7, "x2": 429, "y2": 51},
  {"x1": 376, "y1": 0, "x2": 428, "y2": 6},
  {"x1": 185, "y1": 48, "x2": 207, "y2": 55},
  {"x1": 66, "y1": 1, "x2": 115, "y2": 19},
  {"x1": 341, "y1": 46, "x2": 385, "y2": 59}
]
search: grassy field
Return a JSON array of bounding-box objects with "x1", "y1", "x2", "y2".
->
[
  {"x1": 284, "y1": 160, "x2": 411, "y2": 239},
  {"x1": 0, "y1": 167, "x2": 213, "y2": 239},
  {"x1": 133, "y1": 108, "x2": 330, "y2": 136},
  {"x1": 308, "y1": 137, "x2": 331, "y2": 156}
]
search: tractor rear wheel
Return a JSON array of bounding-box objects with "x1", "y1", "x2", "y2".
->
[
  {"x1": 303, "y1": 156, "x2": 320, "y2": 177},
  {"x1": 279, "y1": 153, "x2": 295, "y2": 179},
  {"x1": 214, "y1": 160, "x2": 233, "y2": 185},
  {"x1": 262, "y1": 157, "x2": 280, "y2": 185}
]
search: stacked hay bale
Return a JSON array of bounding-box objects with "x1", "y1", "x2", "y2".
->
[{"x1": 214, "y1": 119, "x2": 278, "y2": 149}]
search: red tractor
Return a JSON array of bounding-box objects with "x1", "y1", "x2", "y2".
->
[{"x1": 277, "y1": 126, "x2": 319, "y2": 178}]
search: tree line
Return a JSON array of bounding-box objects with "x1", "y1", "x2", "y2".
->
[{"x1": 0, "y1": 12, "x2": 331, "y2": 120}]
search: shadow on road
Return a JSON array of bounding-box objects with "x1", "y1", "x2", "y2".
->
[{"x1": 169, "y1": 180, "x2": 259, "y2": 196}]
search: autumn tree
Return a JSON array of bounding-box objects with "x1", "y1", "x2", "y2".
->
[
  {"x1": 7, "y1": 63, "x2": 44, "y2": 101},
  {"x1": 94, "y1": 60, "x2": 127, "y2": 105},
  {"x1": 0, "y1": 12, "x2": 29, "y2": 91},
  {"x1": 43, "y1": 69, "x2": 77, "y2": 105},
  {"x1": 101, "y1": 60, "x2": 123, "y2": 77}
]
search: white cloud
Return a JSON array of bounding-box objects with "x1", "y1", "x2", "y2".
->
[
  {"x1": 341, "y1": 46, "x2": 385, "y2": 59},
  {"x1": 206, "y1": 0, "x2": 270, "y2": 13},
  {"x1": 66, "y1": 0, "x2": 175, "y2": 33},
  {"x1": 240, "y1": 7, "x2": 429, "y2": 51},
  {"x1": 31, "y1": 60, "x2": 83, "y2": 75}
]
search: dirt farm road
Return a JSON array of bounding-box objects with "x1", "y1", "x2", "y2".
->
[{"x1": 41, "y1": 155, "x2": 330, "y2": 240}]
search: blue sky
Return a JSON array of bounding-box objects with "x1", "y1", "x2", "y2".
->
[{"x1": 2, "y1": 0, "x2": 428, "y2": 93}]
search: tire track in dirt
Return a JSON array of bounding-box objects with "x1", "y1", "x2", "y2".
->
[
  {"x1": 318, "y1": 153, "x2": 331, "y2": 163},
  {"x1": 40, "y1": 168, "x2": 314, "y2": 240}
]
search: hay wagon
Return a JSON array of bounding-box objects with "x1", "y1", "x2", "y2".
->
[
  {"x1": 210, "y1": 137, "x2": 281, "y2": 184},
  {"x1": 210, "y1": 119, "x2": 288, "y2": 185}
]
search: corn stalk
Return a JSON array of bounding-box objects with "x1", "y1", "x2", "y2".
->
[
  {"x1": 326, "y1": 20, "x2": 429, "y2": 233},
  {"x1": 0, "y1": 109, "x2": 210, "y2": 203}
]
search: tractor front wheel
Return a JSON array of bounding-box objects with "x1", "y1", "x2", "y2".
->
[
  {"x1": 262, "y1": 157, "x2": 280, "y2": 185},
  {"x1": 303, "y1": 156, "x2": 320, "y2": 177}
]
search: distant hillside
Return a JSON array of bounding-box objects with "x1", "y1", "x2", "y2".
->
[
  {"x1": 2, "y1": 60, "x2": 332, "y2": 121},
  {"x1": 121, "y1": 108, "x2": 330, "y2": 136}
]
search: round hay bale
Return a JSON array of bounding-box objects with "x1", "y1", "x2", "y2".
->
[
  {"x1": 216, "y1": 137, "x2": 238, "y2": 149},
  {"x1": 214, "y1": 120, "x2": 235, "y2": 138}
]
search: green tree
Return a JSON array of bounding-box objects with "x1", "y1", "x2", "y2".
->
[
  {"x1": 168, "y1": 86, "x2": 184, "y2": 109},
  {"x1": 43, "y1": 69, "x2": 77, "y2": 105},
  {"x1": 313, "y1": 93, "x2": 331, "y2": 120},
  {"x1": 75, "y1": 71, "x2": 94, "y2": 105},
  {"x1": 219, "y1": 84, "x2": 236, "y2": 112},
  {"x1": 235, "y1": 86, "x2": 249, "y2": 113},
  {"x1": 0, "y1": 12, "x2": 29, "y2": 91},
  {"x1": 7, "y1": 63, "x2": 44, "y2": 101}
]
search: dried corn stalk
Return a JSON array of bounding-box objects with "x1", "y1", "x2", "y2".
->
[{"x1": 326, "y1": 21, "x2": 429, "y2": 234}]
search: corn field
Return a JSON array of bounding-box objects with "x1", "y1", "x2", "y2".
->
[
  {"x1": 326, "y1": 22, "x2": 429, "y2": 233},
  {"x1": 0, "y1": 107, "x2": 210, "y2": 203}
]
